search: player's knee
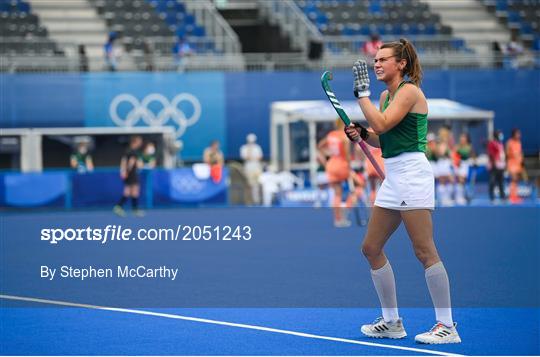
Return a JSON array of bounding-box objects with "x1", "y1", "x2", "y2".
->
[
  {"x1": 413, "y1": 245, "x2": 436, "y2": 265},
  {"x1": 361, "y1": 241, "x2": 381, "y2": 259}
]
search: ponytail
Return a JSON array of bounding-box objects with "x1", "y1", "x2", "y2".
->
[{"x1": 380, "y1": 38, "x2": 423, "y2": 86}]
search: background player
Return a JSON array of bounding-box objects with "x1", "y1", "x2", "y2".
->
[
  {"x1": 114, "y1": 136, "x2": 144, "y2": 217},
  {"x1": 318, "y1": 119, "x2": 352, "y2": 227},
  {"x1": 203, "y1": 140, "x2": 225, "y2": 184},
  {"x1": 487, "y1": 130, "x2": 507, "y2": 203},
  {"x1": 453, "y1": 133, "x2": 475, "y2": 205},
  {"x1": 70, "y1": 139, "x2": 94, "y2": 173},
  {"x1": 506, "y1": 128, "x2": 525, "y2": 203},
  {"x1": 435, "y1": 126, "x2": 455, "y2": 206}
]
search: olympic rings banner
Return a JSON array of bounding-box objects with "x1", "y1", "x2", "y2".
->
[
  {"x1": 2, "y1": 70, "x2": 540, "y2": 156},
  {"x1": 83, "y1": 72, "x2": 226, "y2": 160}
]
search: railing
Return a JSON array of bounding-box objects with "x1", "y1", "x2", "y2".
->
[
  {"x1": 257, "y1": 0, "x2": 322, "y2": 54},
  {"x1": 2, "y1": 38, "x2": 539, "y2": 72},
  {"x1": 323, "y1": 35, "x2": 467, "y2": 53},
  {"x1": 182, "y1": 0, "x2": 242, "y2": 54},
  {"x1": 242, "y1": 52, "x2": 307, "y2": 71},
  {"x1": 0, "y1": 54, "x2": 80, "y2": 73}
]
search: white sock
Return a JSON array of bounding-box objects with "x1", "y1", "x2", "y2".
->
[
  {"x1": 437, "y1": 183, "x2": 446, "y2": 202},
  {"x1": 425, "y1": 261, "x2": 454, "y2": 327},
  {"x1": 455, "y1": 183, "x2": 465, "y2": 201},
  {"x1": 444, "y1": 183, "x2": 453, "y2": 201},
  {"x1": 371, "y1": 260, "x2": 399, "y2": 323}
]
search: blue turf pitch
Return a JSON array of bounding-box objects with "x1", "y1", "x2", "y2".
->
[
  {"x1": 1, "y1": 206, "x2": 539, "y2": 355},
  {"x1": 1, "y1": 307, "x2": 539, "y2": 355}
]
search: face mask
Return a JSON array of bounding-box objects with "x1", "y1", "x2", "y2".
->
[
  {"x1": 79, "y1": 147, "x2": 87, "y2": 154},
  {"x1": 146, "y1": 147, "x2": 155, "y2": 155},
  {"x1": 498, "y1": 134, "x2": 504, "y2": 141}
]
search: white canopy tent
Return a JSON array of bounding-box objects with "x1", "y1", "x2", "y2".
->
[{"x1": 270, "y1": 99, "x2": 494, "y2": 184}]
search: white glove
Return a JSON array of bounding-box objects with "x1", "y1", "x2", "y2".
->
[{"x1": 353, "y1": 60, "x2": 371, "y2": 98}]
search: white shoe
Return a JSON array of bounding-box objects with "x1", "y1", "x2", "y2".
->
[
  {"x1": 360, "y1": 317, "x2": 407, "y2": 339},
  {"x1": 334, "y1": 219, "x2": 352, "y2": 228},
  {"x1": 415, "y1": 322, "x2": 462, "y2": 344},
  {"x1": 440, "y1": 198, "x2": 455, "y2": 207}
]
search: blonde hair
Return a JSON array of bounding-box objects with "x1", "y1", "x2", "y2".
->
[
  {"x1": 335, "y1": 118, "x2": 345, "y2": 129},
  {"x1": 380, "y1": 38, "x2": 423, "y2": 86}
]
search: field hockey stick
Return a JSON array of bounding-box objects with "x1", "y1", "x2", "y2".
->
[
  {"x1": 466, "y1": 165, "x2": 477, "y2": 203},
  {"x1": 321, "y1": 71, "x2": 385, "y2": 180}
]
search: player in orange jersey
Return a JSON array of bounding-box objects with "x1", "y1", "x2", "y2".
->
[
  {"x1": 506, "y1": 128, "x2": 525, "y2": 203},
  {"x1": 318, "y1": 119, "x2": 352, "y2": 227}
]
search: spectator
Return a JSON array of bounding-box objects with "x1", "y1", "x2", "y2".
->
[
  {"x1": 141, "y1": 142, "x2": 157, "y2": 169},
  {"x1": 240, "y1": 133, "x2": 263, "y2": 205},
  {"x1": 70, "y1": 139, "x2": 94, "y2": 173},
  {"x1": 362, "y1": 34, "x2": 383, "y2": 59},
  {"x1": 142, "y1": 40, "x2": 155, "y2": 72},
  {"x1": 203, "y1": 140, "x2": 224, "y2": 183},
  {"x1": 78, "y1": 44, "x2": 89, "y2": 72},
  {"x1": 172, "y1": 36, "x2": 192, "y2": 73},
  {"x1": 506, "y1": 36, "x2": 524, "y2": 64},
  {"x1": 104, "y1": 32, "x2": 121, "y2": 71},
  {"x1": 258, "y1": 164, "x2": 280, "y2": 207},
  {"x1": 506, "y1": 128, "x2": 524, "y2": 203},
  {"x1": 114, "y1": 136, "x2": 144, "y2": 217},
  {"x1": 487, "y1": 130, "x2": 506, "y2": 202},
  {"x1": 492, "y1": 41, "x2": 504, "y2": 69}
]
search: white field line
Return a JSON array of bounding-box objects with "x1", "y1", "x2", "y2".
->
[{"x1": 0, "y1": 294, "x2": 464, "y2": 356}]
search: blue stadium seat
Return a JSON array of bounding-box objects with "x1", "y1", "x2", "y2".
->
[
  {"x1": 425, "y1": 23, "x2": 437, "y2": 35},
  {"x1": 360, "y1": 24, "x2": 371, "y2": 36},
  {"x1": 369, "y1": 0, "x2": 382, "y2": 13},
  {"x1": 451, "y1": 38, "x2": 465, "y2": 50},
  {"x1": 496, "y1": 0, "x2": 508, "y2": 11},
  {"x1": 192, "y1": 25, "x2": 205, "y2": 37},
  {"x1": 184, "y1": 13, "x2": 195, "y2": 25},
  {"x1": 507, "y1": 10, "x2": 521, "y2": 23},
  {"x1": 533, "y1": 37, "x2": 540, "y2": 50},
  {"x1": 17, "y1": 1, "x2": 30, "y2": 13},
  {"x1": 521, "y1": 22, "x2": 534, "y2": 34}
]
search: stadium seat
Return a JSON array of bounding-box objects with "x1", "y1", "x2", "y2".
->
[{"x1": 295, "y1": 0, "x2": 472, "y2": 54}]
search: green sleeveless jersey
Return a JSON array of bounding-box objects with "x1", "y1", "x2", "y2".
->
[
  {"x1": 456, "y1": 145, "x2": 472, "y2": 161},
  {"x1": 379, "y1": 81, "x2": 428, "y2": 159},
  {"x1": 426, "y1": 146, "x2": 437, "y2": 161}
]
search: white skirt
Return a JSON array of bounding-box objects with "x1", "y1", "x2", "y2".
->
[
  {"x1": 455, "y1": 159, "x2": 471, "y2": 178},
  {"x1": 375, "y1": 152, "x2": 435, "y2": 211},
  {"x1": 435, "y1": 158, "x2": 453, "y2": 178}
]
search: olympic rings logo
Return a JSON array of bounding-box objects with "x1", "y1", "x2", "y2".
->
[
  {"x1": 109, "y1": 93, "x2": 201, "y2": 138},
  {"x1": 172, "y1": 175, "x2": 204, "y2": 193}
]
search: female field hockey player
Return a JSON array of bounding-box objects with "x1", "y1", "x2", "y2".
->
[
  {"x1": 114, "y1": 135, "x2": 144, "y2": 217},
  {"x1": 435, "y1": 126, "x2": 455, "y2": 206},
  {"x1": 506, "y1": 128, "x2": 524, "y2": 203},
  {"x1": 454, "y1": 133, "x2": 475, "y2": 205},
  {"x1": 344, "y1": 39, "x2": 461, "y2": 344},
  {"x1": 318, "y1": 119, "x2": 352, "y2": 227}
]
